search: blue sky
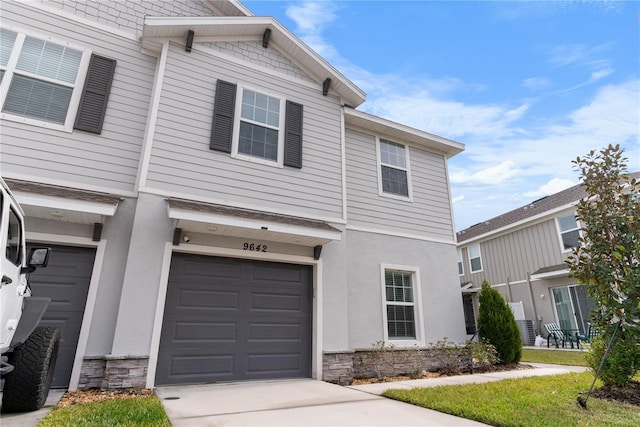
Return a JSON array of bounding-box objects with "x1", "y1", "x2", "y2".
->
[{"x1": 243, "y1": 0, "x2": 640, "y2": 230}]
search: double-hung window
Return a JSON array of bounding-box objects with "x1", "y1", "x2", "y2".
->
[
  {"x1": 468, "y1": 243, "x2": 482, "y2": 273},
  {"x1": 0, "y1": 27, "x2": 88, "y2": 131},
  {"x1": 457, "y1": 249, "x2": 464, "y2": 275},
  {"x1": 557, "y1": 212, "x2": 580, "y2": 251},
  {"x1": 236, "y1": 88, "x2": 283, "y2": 162},
  {"x1": 378, "y1": 139, "x2": 411, "y2": 199},
  {"x1": 0, "y1": 27, "x2": 115, "y2": 134},
  {"x1": 382, "y1": 266, "x2": 423, "y2": 343},
  {"x1": 210, "y1": 80, "x2": 304, "y2": 168}
]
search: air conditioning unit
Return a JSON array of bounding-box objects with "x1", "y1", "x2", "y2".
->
[{"x1": 516, "y1": 319, "x2": 535, "y2": 346}]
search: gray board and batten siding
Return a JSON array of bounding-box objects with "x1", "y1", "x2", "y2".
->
[
  {"x1": 1, "y1": 1, "x2": 154, "y2": 192},
  {"x1": 458, "y1": 217, "x2": 568, "y2": 286},
  {"x1": 345, "y1": 128, "x2": 455, "y2": 241},
  {"x1": 145, "y1": 41, "x2": 345, "y2": 221}
]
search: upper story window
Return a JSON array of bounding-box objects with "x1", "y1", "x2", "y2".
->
[
  {"x1": 210, "y1": 80, "x2": 303, "y2": 169},
  {"x1": 236, "y1": 88, "x2": 283, "y2": 162},
  {"x1": 0, "y1": 27, "x2": 115, "y2": 134},
  {"x1": 457, "y1": 248, "x2": 464, "y2": 275},
  {"x1": 468, "y1": 243, "x2": 482, "y2": 273},
  {"x1": 557, "y1": 212, "x2": 580, "y2": 251},
  {"x1": 377, "y1": 139, "x2": 412, "y2": 199}
]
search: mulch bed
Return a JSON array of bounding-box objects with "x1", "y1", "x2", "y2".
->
[
  {"x1": 57, "y1": 388, "x2": 154, "y2": 408},
  {"x1": 588, "y1": 380, "x2": 640, "y2": 407}
]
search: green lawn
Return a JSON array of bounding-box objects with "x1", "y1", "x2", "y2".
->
[
  {"x1": 521, "y1": 348, "x2": 589, "y2": 366},
  {"x1": 384, "y1": 371, "x2": 640, "y2": 427},
  {"x1": 38, "y1": 394, "x2": 170, "y2": 427}
]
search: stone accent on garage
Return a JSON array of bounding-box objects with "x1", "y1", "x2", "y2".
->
[{"x1": 78, "y1": 355, "x2": 149, "y2": 390}]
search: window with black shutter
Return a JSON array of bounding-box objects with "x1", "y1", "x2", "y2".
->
[
  {"x1": 210, "y1": 81, "x2": 303, "y2": 168},
  {"x1": 74, "y1": 54, "x2": 116, "y2": 134}
]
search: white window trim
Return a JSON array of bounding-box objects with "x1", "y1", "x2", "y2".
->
[
  {"x1": 468, "y1": 243, "x2": 483, "y2": 273},
  {"x1": 380, "y1": 264, "x2": 425, "y2": 347},
  {"x1": 231, "y1": 84, "x2": 286, "y2": 168},
  {"x1": 0, "y1": 25, "x2": 91, "y2": 133},
  {"x1": 457, "y1": 248, "x2": 464, "y2": 276},
  {"x1": 375, "y1": 137, "x2": 413, "y2": 202},
  {"x1": 555, "y1": 212, "x2": 581, "y2": 253}
]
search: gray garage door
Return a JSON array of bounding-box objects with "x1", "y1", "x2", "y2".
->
[
  {"x1": 156, "y1": 254, "x2": 312, "y2": 386},
  {"x1": 27, "y1": 244, "x2": 96, "y2": 388}
]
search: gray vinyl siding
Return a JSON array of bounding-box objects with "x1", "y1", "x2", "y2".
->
[
  {"x1": 1, "y1": 1, "x2": 154, "y2": 192},
  {"x1": 459, "y1": 218, "x2": 565, "y2": 285},
  {"x1": 145, "y1": 42, "x2": 344, "y2": 219},
  {"x1": 345, "y1": 128, "x2": 454, "y2": 240}
]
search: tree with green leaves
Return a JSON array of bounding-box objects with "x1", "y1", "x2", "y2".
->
[
  {"x1": 477, "y1": 280, "x2": 522, "y2": 364},
  {"x1": 565, "y1": 144, "x2": 640, "y2": 386}
]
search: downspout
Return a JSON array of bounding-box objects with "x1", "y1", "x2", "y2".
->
[{"x1": 526, "y1": 272, "x2": 540, "y2": 334}]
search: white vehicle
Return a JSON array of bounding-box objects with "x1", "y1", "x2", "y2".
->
[{"x1": 1, "y1": 178, "x2": 57, "y2": 413}]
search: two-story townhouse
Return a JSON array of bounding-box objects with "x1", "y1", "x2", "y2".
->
[
  {"x1": 456, "y1": 171, "x2": 640, "y2": 343},
  {"x1": 1, "y1": 0, "x2": 466, "y2": 391}
]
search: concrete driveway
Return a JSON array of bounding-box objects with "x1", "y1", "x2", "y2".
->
[{"x1": 156, "y1": 379, "x2": 488, "y2": 426}]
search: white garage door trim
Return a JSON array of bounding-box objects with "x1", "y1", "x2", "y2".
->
[
  {"x1": 147, "y1": 242, "x2": 322, "y2": 389},
  {"x1": 25, "y1": 232, "x2": 106, "y2": 391}
]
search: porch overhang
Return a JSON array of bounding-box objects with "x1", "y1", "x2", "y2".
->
[
  {"x1": 5, "y1": 179, "x2": 120, "y2": 225},
  {"x1": 530, "y1": 264, "x2": 570, "y2": 281},
  {"x1": 167, "y1": 198, "x2": 342, "y2": 247}
]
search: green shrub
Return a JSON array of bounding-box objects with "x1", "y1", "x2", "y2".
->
[
  {"x1": 467, "y1": 339, "x2": 500, "y2": 370},
  {"x1": 429, "y1": 337, "x2": 467, "y2": 375},
  {"x1": 476, "y1": 280, "x2": 522, "y2": 364},
  {"x1": 585, "y1": 331, "x2": 640, "y2": 387}
]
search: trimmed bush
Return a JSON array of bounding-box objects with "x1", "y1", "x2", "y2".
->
[
  {"x1": 477, "y1": 280, "x2": 522, "y2": 364},
  {"x1": 585, "y1": 330, "x2": 640, "y2": 387}
]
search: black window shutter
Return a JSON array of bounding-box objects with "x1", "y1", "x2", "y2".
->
[
  {"x1": 74, "y1": 54, "x2": 116, "y2": 134},
  {"x1": 284, "y1": 100, "x2": 303, "y2": 168},
  {"x1": 210, "y1": 80, "x2": 237, "y2": 153}
]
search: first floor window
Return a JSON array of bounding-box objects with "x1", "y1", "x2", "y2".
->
[{"x1": 384, "y1": 269, "x2": 416, "y2": 339}]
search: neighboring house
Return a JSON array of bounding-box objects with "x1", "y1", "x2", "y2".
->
[
  {"x1": 456, "y1": 171, "x2": 640, "y2": 342},
  {"x1": 1, "y1": 0, "x2": 466, "y2": 390}
]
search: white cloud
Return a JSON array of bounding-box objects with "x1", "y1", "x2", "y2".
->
[
  {"x1": 450, "y1": 161, "x2": 520, "y2": 185},
  {"x1": 285, "y1": 1, "x2": 341, "y2": 59},
  {"x1": 523, "y1": 178, "x2": 577, "y2": 198},
  {"x1": 523, "y1": 77, "x2": 551, "y2": 90},
  {"x1": 451, "y1": 195, "x2": 465, "y2": 204}
]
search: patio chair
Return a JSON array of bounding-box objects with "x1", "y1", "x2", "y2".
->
[
  {"x1": 576, "y1": 323, "x2": 599, "y2": 347},
  {"x1": 544, "y1": 323, "x2": 566, "y2": 348}
]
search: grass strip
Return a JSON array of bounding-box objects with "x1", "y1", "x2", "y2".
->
[
  {"x1": 38, "y1": 394, "x2": 170, "y2": 427},
  {"x1": 521, "y1": 348, "x2": 589, "y2": 366},
  {"x1": 383, "y1": 371, "x2": 639, "y2": 427}
]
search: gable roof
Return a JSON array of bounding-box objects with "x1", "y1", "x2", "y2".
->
[
  {"x1": 456, "y1": 171, "x2": 640, "y2": 244},
  {"x1": 141, "y1": 16, "x2": 366, "y2": 107}
]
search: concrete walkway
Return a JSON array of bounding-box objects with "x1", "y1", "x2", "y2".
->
[
  {"x1": 349, "y1": 362, "x2": 589, "y2": 395},
  {"x1": 0, "y1": 389, "x2": 65, "y2": 427}
]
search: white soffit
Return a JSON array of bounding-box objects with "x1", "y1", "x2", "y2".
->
[
  {"x1": 141, "y1": 16, "x2": 366, "y2": 107},
  {"x1": 169, "y1": 206, "x2": 342, "y2": 247},
  {"x1": 14, "y1": 192, "x2": 118, "y2": 225},
  {"x1": 344, "y1": 108, "x2": 465, "y2": 158},
  {"x1": 530, "y1": 269, "x2": 570, "y2": 281}
]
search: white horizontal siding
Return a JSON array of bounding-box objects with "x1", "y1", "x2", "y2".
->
[
  {"x1": 1, "y1": 2, "x2": 154, "y2": 192},
  {"x1": 345, "y1": 128, "x2": 455, "y2": 240},
  {"x1": 145, "y1": 42, "x2": 344, "y2": 219}
]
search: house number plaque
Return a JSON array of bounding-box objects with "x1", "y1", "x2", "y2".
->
[{"x1": 243, "y1": 242, "x2": 268, "y2": 252}]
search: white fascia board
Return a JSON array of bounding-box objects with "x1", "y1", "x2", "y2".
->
[
  {"x1": 344, "y1": 108, "x2": 465, "y2": 158},
  {"x1": 169, "y1": 207, "x2": 342, "y2": 241},
  {"x1": 530, "y1": 269, "x2": 570, "y2": 281},
  {"x1": 456, "y1": 202, "x2": 579, "y2": 247},
  {"x1": 14, "y1": 193, "x2": 118, "y2": 216},
  {"x1": 141, "y1": 16, "x2": 365, "y2": 107}
]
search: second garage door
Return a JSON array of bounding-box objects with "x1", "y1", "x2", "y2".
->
[{"x1": 156, "y1": 254, "x2": 313, "y2": 386}]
